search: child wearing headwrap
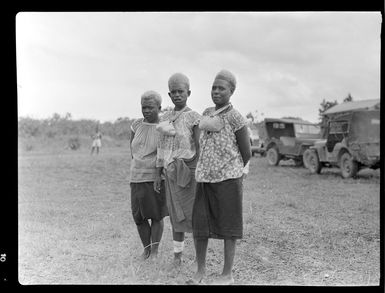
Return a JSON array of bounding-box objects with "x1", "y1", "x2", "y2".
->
[{"x1": 189, "y1": 70, "x2": 251, "y2": 285}]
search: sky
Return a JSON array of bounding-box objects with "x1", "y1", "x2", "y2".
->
[{"x1": 16, "y1": 11, "x2": 381, "y2": 124}]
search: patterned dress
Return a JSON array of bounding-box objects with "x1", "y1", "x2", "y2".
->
[
  {"x1": 192, "y1": 105, "x2": 247, "y2": 239},
  {"x1": 195, "y1": 106, "x2": 247, "y2": 183}
]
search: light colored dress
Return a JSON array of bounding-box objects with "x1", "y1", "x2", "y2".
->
[
  {"x1": 195, "y1": 106, "x2": 247, "y2": 183},
  {"x1": 130, "y1": 118, "x2": 160, "y2": 183},
  {"x1": 92, "y1": 132, "x2": 102, "y2": 147},
  {"x1": 156, "y1": 108, "x2": 201, "y2": 233},
  {"x1": 129, "y1": 118, "x2": 168, "y2": 223},
  {"x1": 156, "y1": 109, "x2": 201, "y2": 169}
]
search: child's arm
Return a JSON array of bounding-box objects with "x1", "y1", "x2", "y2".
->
[
  {"x1": 129, "y1": 130, "x2": 135, "y2": 159},
  {"x1": 154, "y1": 167, "x2": 163, "y2": 193},
  {"x1": 192, "y1": 124, "x2": 201, "y2": 158}
]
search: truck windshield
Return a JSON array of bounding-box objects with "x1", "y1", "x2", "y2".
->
[{"x1": 294, "y1": 124, "x2": 320, "y2": 136}]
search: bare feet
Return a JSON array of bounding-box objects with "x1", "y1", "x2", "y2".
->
[
  {"x1": 173, "y1": 252, "x2": 182, "y2": 267},
  {"x1": 186, "y1": 272, "x2": 205, "y2": 285},
  {"x1": 211, "y1": 274, "x2": 234, "y2": 285},
  {"x1": 141, "y1": 248, "x2": 151, "y2": 261}
]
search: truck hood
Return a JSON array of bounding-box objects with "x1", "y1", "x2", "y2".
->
[
  {"x1": 297, "y1": 138, "x2": 325, "y2": 145},
  {"x1": 313, "y1": 139, "x2": 327, "y2": 147}
]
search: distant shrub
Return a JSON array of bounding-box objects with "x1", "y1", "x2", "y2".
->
[
  {"x1": 46, "y1": 130, "x2": 57, "y2": 138},
  {"x1": 68, "y1": 137, "x2": 81, "y2": 150},
  {"x1": 18, "y1": 117, "x2": 42, "y2": 137}
]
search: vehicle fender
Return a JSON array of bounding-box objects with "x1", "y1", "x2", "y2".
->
[
  {"x1": 337, "y1": 146, "x2": 351, "y2": 161},
  {"x1": 299, "y1": 143, "x2": 312, "y2": 155},
  {"x1": 310, "y1": 144, "x2": 327, "y2": 162},
  {"x1": 266, "y1": 141, "x2": 277, "y2": 150}
]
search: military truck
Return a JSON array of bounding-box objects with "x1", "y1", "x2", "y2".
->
[
  {"x1": 262, "y1": 118, "x2": 321, "y2": 166},
  {"x1": 303, "y1": 99, "x2": 380, "y2": 178}
]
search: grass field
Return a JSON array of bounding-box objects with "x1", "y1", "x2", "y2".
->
[{"x1": 18, "y1": 144, "x2": 381, "y2": 285}]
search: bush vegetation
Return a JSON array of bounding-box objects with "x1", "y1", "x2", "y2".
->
[
  {"x1": 18, "y1": 113, "x2": 135, "y2": 140},
  {"x1": 18, "y1": 113, "x2": 135, "y2": 152}
]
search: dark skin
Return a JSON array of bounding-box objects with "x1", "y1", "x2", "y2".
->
[
  {"x1": 192, "y1": 78, "x2": 251, "y2": 284},
  {"x1": 211, "y1": 79, "x2": 251, "y2": 167},
  {"x1": 130, "y1": 98, "x2": 164, "y2": 259},
  {"x1": 154, "y1": 81, "x2": 200, "y2": 265}
]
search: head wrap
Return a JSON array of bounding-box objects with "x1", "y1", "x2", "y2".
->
[
  {"x1": 168, "y1": 73, "x2": 190, "y2": 90},
  {"x1": 141, "y1": 90, "x2": 162, "y2": 107},
  {"x1": 214, "y1": 69, "x2": 237, "y2": 93}
]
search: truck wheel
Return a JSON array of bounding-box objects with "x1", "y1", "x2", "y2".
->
[
  {"x1": 302, "y1": 149, "x2": 311, "y2": 169},
  {"x1": 266, "y1": 147, "x2": 281, "y2": 166},
  {"x1": 340, "y1": 152, "x2": 358, "y2": 178},
  {"x1": 306, "y1": 150, "x2": 322, "y2": 174}
]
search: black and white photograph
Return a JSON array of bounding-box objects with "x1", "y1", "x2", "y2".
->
[{"x1": 15, "y1": 11, "x2": 381, "y2": 286}]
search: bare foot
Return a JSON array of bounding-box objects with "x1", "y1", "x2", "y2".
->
[
  {"x1": 186, "y1": 272, "x2": 205, "y2": 285},
  {"x1": 212, "y1": 274, "x2": 234, "y2": 285},
  {"x1": 150, "y1": 247, "x2": 159, "y2": 260},
  {"x1": 173, "y1": 252, "x2": 182, "y2": 267},
  {"x1": 141, "y1": 249, "x2": 151, "y2": 261},
  {"x1": 149, "y1": 251, "x2": 159, "y2": 260}
]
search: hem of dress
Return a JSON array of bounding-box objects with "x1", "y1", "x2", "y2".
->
[
  {"x1": 129, "y1": 178, "x2": 163, "y2": 183},
  {"x1": 193, "y1": 231, "x2": 242, "y2": 240}
]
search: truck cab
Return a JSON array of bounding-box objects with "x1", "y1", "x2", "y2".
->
[{"x1": 262, "y1": 118, "x2": 321, "y2": 166}]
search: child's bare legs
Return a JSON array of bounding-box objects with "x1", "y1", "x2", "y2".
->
[
  {"x1": 136, "y1": 221, "x2": 151, "y2": 260},
  {"x1": 149, "y1": 219, "x2": 164, "y2": 258},
  {"x1": 173, "y1": 230, "x2": 185, "y2": 266}
]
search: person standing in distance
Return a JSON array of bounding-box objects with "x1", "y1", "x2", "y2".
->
[{"x1": 91, "y1": 129, "x2": 102, "y2": 155}]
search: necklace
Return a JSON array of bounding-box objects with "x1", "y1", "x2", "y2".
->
[{"x1": 170, "y1": 106, "x2": 188, "y2": 122}]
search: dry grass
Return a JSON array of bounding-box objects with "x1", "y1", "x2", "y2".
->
[{"x1": 18, "y1": 146, "x2": 381, "y2": 285}]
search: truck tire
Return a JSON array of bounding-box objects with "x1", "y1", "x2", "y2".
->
[
  {"x1": 306, "y1": 149, "x2": 322, "y2": 174},
  {"x1": 266, "y1": 147, "x2": 281, "y2": 166},
  {"x1": 340, "y1": 152, "x2": 358, "y2": 178},
  {"x1": 302, "y1": 149, "x2": 312, "y2": 169}
]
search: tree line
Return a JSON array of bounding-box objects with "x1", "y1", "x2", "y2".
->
[
  {"x1": 19, "y1": 94, "x2": 354, "y2": 139},
  {"x1": 18, "y1": 112, "x2": 135, "y2": 140}
]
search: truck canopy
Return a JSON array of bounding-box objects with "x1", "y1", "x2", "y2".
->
[
  {"x1": 323, "y1": 99, "x2": 380, "y2": 116},
  {"x1": 349, "y1": 110, "x2": 380, "y2": 143}
]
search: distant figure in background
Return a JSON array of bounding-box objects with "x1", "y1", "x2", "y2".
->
[
  {"x1": 91, "y1": 130, "x2": 102, "y2": 155},
  {"x1": 130, "y1": 90, "x2": 168, "y2": 260}
]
